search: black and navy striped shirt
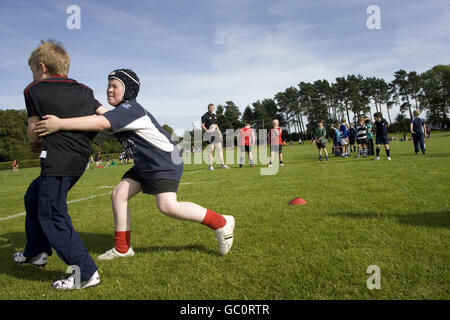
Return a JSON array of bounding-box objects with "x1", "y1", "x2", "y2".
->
[{"x1": 356, "y1": 124, "x2": 367, "y2": 140}]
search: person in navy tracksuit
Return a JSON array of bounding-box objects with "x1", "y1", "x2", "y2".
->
[
  {"x1": 14, "y1": 40, "x2": 104, "y2": 289},
  {"x1": 410, "y1": 109, "x2": 427, "y2": 155}
]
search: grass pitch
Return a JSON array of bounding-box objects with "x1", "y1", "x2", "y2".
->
[{"x1": 0, "y1": 132, "x2": 449, "y2": 300}]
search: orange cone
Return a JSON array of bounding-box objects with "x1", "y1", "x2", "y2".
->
[{"x1": 288, "y1": 197, "x2": 307, "y2": 205}]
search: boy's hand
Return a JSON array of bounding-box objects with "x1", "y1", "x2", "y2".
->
[
  {"x1": 35, "y1": 115, "x2": 61, "y2": 136},
  {"x1": 96, "y1": 105, "x2": 108, "y2": 115}
]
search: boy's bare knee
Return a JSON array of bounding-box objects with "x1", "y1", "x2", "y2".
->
[
  {"x1": 112, "y1": 186, "x2": 127, "y2": 203},
  {"x1": 157, "y1": 202, "x2": 173, "y2": 215},
  {"x1": 156, "y1": 197, "x2": 178, "y2": 216},
  {"x1": 111, "y1": 187, "x2": 119, "y2": 200}
]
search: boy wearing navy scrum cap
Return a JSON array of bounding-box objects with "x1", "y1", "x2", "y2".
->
[{"x1": 35, "y1": 68, "x2": 235, "y2": 260}]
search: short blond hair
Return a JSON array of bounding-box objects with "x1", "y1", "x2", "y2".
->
[
  {"x1": 413, "y1": 109, "x2": 420, "y2": 117},
  {"x1": 28, "y1": 40, "x2": 70, "y2": 76}
]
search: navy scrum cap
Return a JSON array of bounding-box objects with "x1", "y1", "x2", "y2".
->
[{"x1": 108, "y1": 69, "x2": 140, "y2": 103}]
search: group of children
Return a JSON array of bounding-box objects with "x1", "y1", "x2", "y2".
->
[
  {"x1": 118, "y1": 151, "x2": 133, "y2": 165},
  {"x1": 88, "y1": 152, "x2": 134, "y2": 169},
  {"x1": 314, "y1": 113, "x2": 392, "y2": 161},
  {"x1": 14, "y1": 40, "x2": 235, "y2": 290}
]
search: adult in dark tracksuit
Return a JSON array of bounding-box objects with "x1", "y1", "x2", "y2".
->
[
  {"x1": 410, "y1": 109, "x2": 426, "y2": 155},
  {"x1": 14, "y1": 40, "x2": 105, "y2": 289}
]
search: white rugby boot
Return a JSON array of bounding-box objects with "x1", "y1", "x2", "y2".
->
[
  {"x1": 97, "y1": 247, "x2": 135, "y2": 260},
  {"x1": 13, "y1": 251, "x2": 48, "y2": 267},
  {"x1": 52, "y1": 270, "x2": 100, "y2": 290},
  {"x1": 215, "y1": 215, "x2": 235, "y2": 256}
]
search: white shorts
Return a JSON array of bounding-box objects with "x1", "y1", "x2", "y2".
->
[{"x1": 340, "y1": 138, "x2": 348, "y2": 145}]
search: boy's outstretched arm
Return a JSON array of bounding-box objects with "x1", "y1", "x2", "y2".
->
[{"x1": 35, "y1": 114, "x2": 112, "y2": 136}]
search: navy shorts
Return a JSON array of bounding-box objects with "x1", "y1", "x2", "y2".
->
[
  {"x1": 333, "y1": 139, "x2": 341, "y2": 147},
  {"x1": 122, "y1": 166, "x2": 180, "y2": 194},
  {"x1": 357, "y1": 138, "x2": 368, "y2": 145},
  {"x1": 316, "y1": 141, "x2": 326, "y2": 149},
  {"x1": 205, "y1": 131, "x2": 222, "y2": 144},
  {"x1": 376, "y1": 135, "x2": 389, "y2": 145}
]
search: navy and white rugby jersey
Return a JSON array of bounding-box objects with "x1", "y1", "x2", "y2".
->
[
  {"x1": 356, "y1": 124, "x2": 367, "y2": 140},
  {"x1": 103, "y1": 99, "x2": 183, "y2": 181}
]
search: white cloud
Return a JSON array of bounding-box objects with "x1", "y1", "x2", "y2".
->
[
  {"x1": 133, "y1": 21, "x2": 342, "y2": 130},
  {"x1": 1, "y1": 0, "x2": 448, "y2": 130}
]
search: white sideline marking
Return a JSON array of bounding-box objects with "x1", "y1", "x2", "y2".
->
[
  {"x1": 0, "y1": 192, "x2": 112, "y2": 222},
  {"x1": 66, "y1": 192, "x2": 112, "y2": 204},
  {"x1": 96, "y1": 186, "x2": 116, "y2": 189},
  {"x1": 0, "y1": 212, "x2": 25, "y2": 221},
  {"x1": 186, "y1": 169, "x2": 208, "y2": 174}
]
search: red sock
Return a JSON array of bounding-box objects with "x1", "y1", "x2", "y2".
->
[
  {"x1": 201, "y1": 209, "x2": 226, "y2": 230},
  {"x1": 115, "y1": 231, "x2": 131, "y2": 253}
]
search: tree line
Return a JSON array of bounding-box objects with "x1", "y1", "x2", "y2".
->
[
  {"x1": 2, "y1": 64, "x2": 449, "y2": 161},
  {"x1": 204, "y1": 64, "x2": 449, "y2": 141},
  {"x1": 0, "y1": 109, "x2": 123, "y2": 162}
]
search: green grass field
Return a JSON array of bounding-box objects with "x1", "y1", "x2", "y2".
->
[{"x1": 0, "y1": 132, "x2": 449, "y2": 300}]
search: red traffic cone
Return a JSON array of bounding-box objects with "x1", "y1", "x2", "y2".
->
[{"x1": 288, "y1": 197, "x2": 307, "y2": 205}]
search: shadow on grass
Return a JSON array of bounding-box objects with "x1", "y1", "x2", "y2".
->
[
  {"x1": 0, "y1": 231, "x2": 112, "y2": 282},
  {"x1": 135, "y1": 244, "x2": 217, "y2": 256},
  {"x1": 422, "y1": 153, "x2": 450, "y2": 158},
  {"x1": 374, "y1": 152, "x2": 450, "y2": 159},
  {"x1": 329, "y1": 211, "x2": 450, "y2": 229},
  {"x1": 0, "y1": 231, "x2": 217, "y2": 282}
]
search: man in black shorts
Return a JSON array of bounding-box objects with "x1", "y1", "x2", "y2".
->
[
  {"x1": 201, "y1": 103, "x2": 229, "y2": 170},
  {"x1": 373, "y1": 112, "x2": 391, "y2": 161}
]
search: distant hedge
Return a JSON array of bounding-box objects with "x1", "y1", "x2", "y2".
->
[
  {"x1": 0, "y1": 153, "x2": 122, "y2": 171},
  {"x1": 0, "y1": 159, "x2": 40, "y2": 171}
]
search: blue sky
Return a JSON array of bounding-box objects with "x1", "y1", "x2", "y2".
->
[{"x1": 1, "y1": 0, "x2": 449, "y2": 132}]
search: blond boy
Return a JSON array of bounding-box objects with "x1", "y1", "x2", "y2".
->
[{"x1": 14, "y1": 40, "x2": 106, "y2": 289}]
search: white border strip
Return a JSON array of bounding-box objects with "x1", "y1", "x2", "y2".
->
[
  {"x1": 0, "y1": 212, "x2": 26, "y2": 221},
  {"x1": 186, "y1": 169, "x2": 208, "y2": 174},
  {"x1": 0, "y1": 192, "x2": 112, "y2": 222}
]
